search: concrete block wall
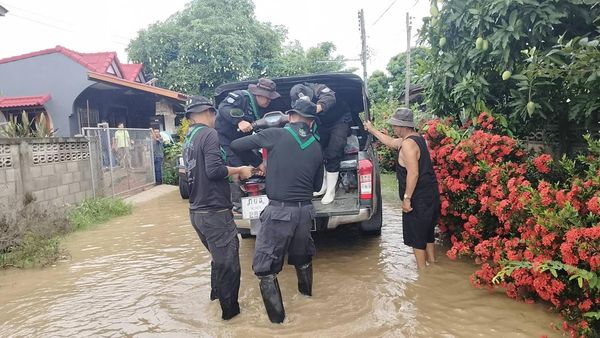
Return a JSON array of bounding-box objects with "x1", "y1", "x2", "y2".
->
[{"x1": 0, "y1": 137, "x2": 103, "y2": 211}]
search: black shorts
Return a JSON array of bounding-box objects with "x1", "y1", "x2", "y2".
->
[{"x1": 402, "y1": 197, "x2": 440, "y2": 250}]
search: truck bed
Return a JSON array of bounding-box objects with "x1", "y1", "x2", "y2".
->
[{"x1": 312, "y1": 189, "x2": 359, "y2": 217}]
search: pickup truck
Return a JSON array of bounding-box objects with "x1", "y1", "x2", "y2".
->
[{"x1": 214, "y1": 72, "x2": 383, "y2": 236}]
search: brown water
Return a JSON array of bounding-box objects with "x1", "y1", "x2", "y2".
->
[{"x1": 0, "y1": 191, "x2": 561, "y2": 337}]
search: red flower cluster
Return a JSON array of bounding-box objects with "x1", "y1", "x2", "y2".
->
[{"x1": 424, "y1": 112, "x2": 600, "y2": 337}]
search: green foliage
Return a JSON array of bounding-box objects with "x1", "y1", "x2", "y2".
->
[
  {"x1": 0, "y1": 111, "x2": 55, "y2": 138},
  {"x1": 68, "y1": 198, "x2": 132, "y2": 231},
  {"x1": 493, "y1": 260, "x2": 599, "y2": 291},
  {"x1": 127, "y1": 0, "x2": 284, "y2": 95},
  {"x1": 367, "y1": 47, "x2": 428, "y2": 104},
  {"x1": 127, "y1": 0, "x2": 348, "y2": 95},
  {"x1": 162, "y1": 142, "x2": 183, "y2": 186},
  {"x1": 265, "y1": 41, "x2": 350, "y2": 77},
  {"x1": 0, "y1": 233, "x2": 61, "y2": 268},
  {"x1": 1, "y1": 197, "x2": 131, "y2": 268},
  {"x1": 419, "y1": 0, "x2": 600, "y2": 132}
]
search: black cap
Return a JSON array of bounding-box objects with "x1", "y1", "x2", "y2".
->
[
  {"x1": 285, "y1": 99, "x2": 317, "y2": 119},
  {"x1": 290, "y1": 83, "x2": 314, "y2": 106},
  {"x1": 185, "y1": 96, "x2": 216, "y2": 118}
]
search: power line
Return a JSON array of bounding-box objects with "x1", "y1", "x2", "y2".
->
[
  {"x1": 372, "y1": 0, "x2": 398, "y2": 26},
  {"x1": 1, "y1": 1, "x2": 132, "y2": 42},
  {"x1": 6, "y1": 11, "x2": 129, "y2": 47}
]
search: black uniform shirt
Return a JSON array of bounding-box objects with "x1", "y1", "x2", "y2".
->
[
  {"x1": 303, "y1": 83, "x2": 352, "y2": 126},
  {"x1": 215, "y1": 90, "x2": 269, "y2": 145},
  {"x1": 183, "y1": 123, "x2": 232, "y2": 211},
  {"x1": 230, "y1": 122, "x2": 324, "y2": 202}
]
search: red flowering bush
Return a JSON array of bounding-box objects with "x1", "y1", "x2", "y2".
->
[{"x1": 423, "y1": 112, "x2": 600, "y2": 337}]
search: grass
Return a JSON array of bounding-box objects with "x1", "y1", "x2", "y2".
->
[
  {"x1": 380, "y1": 172, "x2": 400, "y2": 204},
  {"x1": 0, "y1": 197, "x2": 132, "y2": 269},
  {"x1": 68, "y1": 198, "x2": 132, "y2": 231}
]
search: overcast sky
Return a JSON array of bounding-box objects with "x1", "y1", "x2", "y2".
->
[{"x1": 0, "y1": 0, "x2": 429, "y2": 77}]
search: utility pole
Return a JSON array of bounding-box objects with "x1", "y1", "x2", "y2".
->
[
  {"x1": 358, "y1": 9, "x2": 368, "y2": 93},
  {"x1": 404, "y1": 12, "x2": 412, "y2": 107}
]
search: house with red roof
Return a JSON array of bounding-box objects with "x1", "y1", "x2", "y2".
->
[{"x1": 0, "y1": 45, "x2": 187, "y2": 136}]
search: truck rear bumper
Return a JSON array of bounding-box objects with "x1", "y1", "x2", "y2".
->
[{"x1": 326, "y1": 207, "x2": 371, "y2": 229}]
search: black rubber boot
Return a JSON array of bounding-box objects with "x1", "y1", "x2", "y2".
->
[
  {"x1": 259, "y1": 274, "x2": 285, "y2": 323},
  {"x1": 220, "y1": 298, "x2": 240, "y2": 320},
  {"x1": 295, "y1": 262, "x2": 313, "y2": 296}
]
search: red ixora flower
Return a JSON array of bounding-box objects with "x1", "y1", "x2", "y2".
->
[{"x1": 533, "y1": 154, "x2": 552, "y2": 174}]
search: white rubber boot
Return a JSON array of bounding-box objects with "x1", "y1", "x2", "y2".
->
[
  {"x1": 321, "y1": 172, "x2": 339, "y2": 205},
  {"x1": 313, "y1": 168, "x2": 327, "y2": 196}
]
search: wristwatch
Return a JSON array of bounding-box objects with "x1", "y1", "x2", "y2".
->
[{"x1": 403, "y1": 194, "x2": 411, "y2": 200}]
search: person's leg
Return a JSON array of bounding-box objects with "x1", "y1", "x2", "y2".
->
[
  {"x1": 288, "y1": 205, "x2": 316, "y2": 296},
  {"x1": 426, "y1": 243, "x2": 436, "y2": 264},
  {"x1": 413, "y1": 248, "x2": 428, "y2": 270},
  {"x1": 321, "y1": 122, "x2": 349, "y2": 204},
  {"x1": 203, "y1": 211, "x2": 241, "y2": 320},
  {"x1": 154, "y1": 158, "x2": 163, "y2": 184},
  {"x1": 190, "y1": 212, "x2": 218, "y2": 301},
  {"x1": 253, "y1": 205, "x2": 295, "y2": 323}
]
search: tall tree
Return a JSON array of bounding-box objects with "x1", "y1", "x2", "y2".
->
[
  {"x1": 265, "y1": 41, "x2": 349, "y2": 77},
  {"x1": 419, "y1": 0, "x2": 600, "y2": 133},
  {"x1": 127, "y1": 0, "x2": 284, "y2": 95}
]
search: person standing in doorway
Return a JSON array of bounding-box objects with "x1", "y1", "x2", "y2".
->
[
  {"x1": 363, "y1": 108, "x2": 440, "y2": 270},
  {"x1": 151, "y1": 126, "x2": 164, "y2": 185},
  {"x1": 183, "y1": 96, "x2": 254, "y2": 320},
  {"x1": 230, "y1": 99, "x2": 323, "y2": 324},
  {"x1": 114, "y1": 122, "x2": 133, "y2": 169}
]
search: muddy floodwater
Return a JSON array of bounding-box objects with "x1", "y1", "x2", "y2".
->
[{"x1": 0, "y1": 191, "x2": 562, "y2": 337}]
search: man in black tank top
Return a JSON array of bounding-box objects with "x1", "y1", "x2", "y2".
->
[{"x1": 363, "y1": 108, "x2": 440, "y2": 270}]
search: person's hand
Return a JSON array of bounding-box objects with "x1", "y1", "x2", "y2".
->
[
  {"x1": 363, "y1": 120, "x2": 375, "y2": 134},
  {"x1": 239, "y1": 166, "x2": 254, "y2": 180},
  {"x1": 316, "y1": 104, "x2": 323, "y2": 113},
  {"x1": 238, "y1": 120, "x2": 253, "y2": 133},
  {"x1": 256, "y1": 161, "x2": 267, "y2": 176},
  {"x1": 402, "y1": 198, "x2": 413, "y2": 213}
]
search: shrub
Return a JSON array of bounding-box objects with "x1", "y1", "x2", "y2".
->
[{"x1": 424, "y1": 112, "x2": 599, "y2": 337}]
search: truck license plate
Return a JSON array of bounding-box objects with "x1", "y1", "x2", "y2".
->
[{"x1": 241, "y1": 195, "x2": 269, "y2": 220}]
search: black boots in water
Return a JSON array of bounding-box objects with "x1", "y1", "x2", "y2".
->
[
  {"x1": 259, "y1": 274, "x2": 285, "y2": 323},
  {"x1": 220, "y1": 298, "x2": 240, "y2": 320},
  {"x1": 295, "y1": 262, "x2": 313, "y2": 296}
]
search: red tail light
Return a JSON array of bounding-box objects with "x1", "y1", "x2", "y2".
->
[
  {"x1": 358, "y1": 159, "x2": 373, "y2": 200},
  {"x1": 240, "y1": 182, "x2": 266, "y2": 195}
]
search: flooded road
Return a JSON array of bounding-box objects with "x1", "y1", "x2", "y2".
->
[{"x1": 0, "y1": 191, "x2": 561, "y2": 337}]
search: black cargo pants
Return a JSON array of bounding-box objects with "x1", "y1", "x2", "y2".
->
[
  {"x1": 318, "y1": 121, "x2": 350, "y2": 172},
  {"x1": 252, "y1": 202, "x2": 316, "y2": 276},
  {"x1": 190, "y1": 209, "x2": 241, "y2": 304}
]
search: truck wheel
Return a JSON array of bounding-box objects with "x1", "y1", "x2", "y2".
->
[
  {"x1": 360, "y1": 177, "x2": 382, "y2": 236},
  {"x1": 179, "y1": 177, "x2": 189, "y2": 199}
]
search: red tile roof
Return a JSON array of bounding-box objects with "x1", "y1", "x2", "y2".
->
[
  {"x1": 0, "y1": 94, "x2": 51, "y2": 109},
  {"x1": 120, "y1": 63, "x2": 143, "y2": 82},
  {"x1": 0, "y1": 45, "x2": 137, "y2": 77}
]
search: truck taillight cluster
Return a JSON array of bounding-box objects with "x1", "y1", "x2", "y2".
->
[{"x1": 358, "y1": 159, "x2": 373, "y2": 200}]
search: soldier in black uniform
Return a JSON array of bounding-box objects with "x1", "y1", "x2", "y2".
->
[
  {"x1": 216, "y1": 78, "x2": 281, "y2": 210},
  {"x1": 290, "y1": 83, "x2": 352, "y2": 205},
  {"x1": 183, "y1": 96, "x2": 254, "y2": 320},
  {"x1": 230, "y1": 100, "x2": 324, "y2": 324}
]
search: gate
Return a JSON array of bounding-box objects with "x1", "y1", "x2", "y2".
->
[{"x1": 84, "y1": 126, "x2": 156, "y2": 197}]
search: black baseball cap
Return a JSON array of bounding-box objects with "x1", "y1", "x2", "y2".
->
[
  {"x1": 285, "y1": 99, "x2": 317, "y2": 119},
  {"x1": 185, "y1": 96, "x2": 216, "y2": 117}
]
